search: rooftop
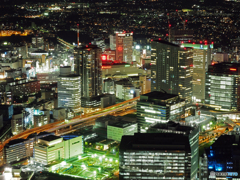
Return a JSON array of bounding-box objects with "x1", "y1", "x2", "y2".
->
[
  {"x1": 108, "y1": 121, "x2": 136, "y2": 128},
  {"x1": 148, "y1": 121, "x2": 198, "y2": 135},
  {"x1": 120, "y1": 133, "x2": 190, "y2": 151},
  {"x1": 39, "y1": 135, "x2": 62, "y2": 142},
  {"x1": 141, "y1": 91, "x2": 178, "y2": 100},
  {"x1": 152, "y1": 39, "x2": 180, "y2": 47}
]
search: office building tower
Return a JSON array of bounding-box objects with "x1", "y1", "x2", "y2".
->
[
  {"x1": 171, "y1": 30, "x2": 194, "y2": 45},
  {"x1": 110, "y1": 31, "x2": 133, "y2": 63},
  {"x1": 151, "y1": 40, "x2": 193, "y2": 103},
  {"x1": 58, "y1": 66, "x2": 81, "y2": 113},
  {"x1": 181, "y1": 42, "x2": 213, "y2": 103},
  {"x1": 205, "y1": 62, "x2": 240, "y2": 111},
  {"x1": 137, "y1": 91, "x2": 185, "y2": 132},
  {"x1": 74, "y1": 45, "x2": 102, "y2": 113},
  {"x1": 119, "y1": 132, "x2": 199, "y2": 180}
]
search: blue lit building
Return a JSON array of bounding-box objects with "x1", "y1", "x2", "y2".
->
[{"x1": 205, "y1": 133, "x2": 240, "y2": 179}]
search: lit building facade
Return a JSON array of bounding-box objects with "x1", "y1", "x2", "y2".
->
[
  {"x1": 137, "y1": 91, "x2": 185, "y2": 132},
  {"x1": 181, "y1": 42, "x2": 213, "y2": 103},
  {"x1": 119, "y1": 133, "x2": 198, "y2": 180},
  {"x1": 4, "y1": 139, "x2": 33, "y2": 164},
  {"x1": 116, "y1": 84, "x2": 139, "y2": 101},
  {"x1": 205, "y1": 63, "x2": 240, "y2": 111},
  {"x1": 147, "y1": 121, "x2": 199, "y2": 180},
  {"x1": 107, "y1": 122, "x2": 137, "y2": 141},
  {"x1": 58, "y1": 66, "x2": 81, "y2": 113},
  {"x1": 34, "y1": 135, "x2": 83, "y2": 165},
  {"x1": 151, "y1": 40, "x2": 193, "y2": 104},
  {"x1": 110, "y1": 31, "x2": 133, "y2": 63},
  {"x1": 103, "y1": 78, "x2": 115, "y2": 94},
  {"x1": 74, "y1": 45, "x2": 102, "y2": 113},
  {"x1": 34, "y1": 114, "x2": 49, "y2": 128},
  {"x1": 0, "y1": 78, "x2": 40, "y2": 105},
  {"x1": 11, "y1": 112, "x2": 26, "y2": 135}
]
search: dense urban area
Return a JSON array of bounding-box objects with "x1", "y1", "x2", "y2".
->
[{"x1": 0, "y1": 0, "x2": 240, "y2": 180}]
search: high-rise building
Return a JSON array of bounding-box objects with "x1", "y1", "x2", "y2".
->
[
  {"x1": 110, "y1": 31, "x2": 133, "y2": 63},
  {"x1": 151, "y1": 40, "x2": 193, "y2": 103},
  {"x1": 181, "y1": 42, "x2": 213, "y2": 103},
  {"x1": 205, "y1": 62, "x2": 240, "y2": 111},
  {"x1": 58, "y1": 66, "x2": 81, "y2": 113},
  {"x1": 74, "y1": 45, "x2": 102, "y2": 113},
  {"x1": 119, "y1": 129, "x2": 199, "y2": 180},
  {"x1": 137, "y1": 91, "x2": 185, "y2": 132}
]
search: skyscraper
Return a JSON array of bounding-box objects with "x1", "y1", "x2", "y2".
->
[
  {"x1": 151, "y1": 40, "x2": 193, "y2": 103},
  {"x1": 58, "y1": 66, "x2": 81, "y2": 113},
  {"x1": 110, "y1": 31, "x2": 133, "y2": 63},
  {"x1": 181, "y1": 42, "x2": 213, "y2": 103},
  {"x1": 74, "y1": 45, "x2": 102, "y2": 113}
]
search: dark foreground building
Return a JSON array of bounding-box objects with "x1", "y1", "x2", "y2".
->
[
  {"x1": 205, "y1": 130, "x2": 240, "y2": 179},
  {"x1": 119, "y1": 132, "x2": 198, "y2": 180}
]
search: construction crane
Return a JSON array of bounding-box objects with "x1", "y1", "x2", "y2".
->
[
  {"x1": 176, "y1": 10, "x2": 188, "y2": 30},
  {"x1": 167, "y1": 13, "x2": 171, "y2": 42}
]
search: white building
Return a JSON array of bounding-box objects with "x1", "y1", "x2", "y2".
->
[
  {"x1": 58, "y1": 66, "x2": 81, "y2": 113},
  {"x1": 107, "y1": 122, "x2": 138, "y2": 141},
  {"x1": 116, "y1": 84, "x2": 139, "y2": 100},
  {"x1": 35, "y1": 135, "x2": 83, "y2": 165}
]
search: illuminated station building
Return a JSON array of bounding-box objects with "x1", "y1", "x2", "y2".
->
[
  {"x1": 151, "y1": 40, "x2": 193, "y2": 104},
  {"x1": 181, "y1": 41, "x2": 213, "y2": 103},
  {"x1": 119, "y1": 125, "x2": 199, "y2": 180},
  {"x1": 34, "y1": 135, "x2": 83, "y2": 165},
  {"x1": 137, "y1": 91, "x2": 185, "y2": 132},
  {"x1": 205, "y1": 62, "x2": 240, "y2": 111}
]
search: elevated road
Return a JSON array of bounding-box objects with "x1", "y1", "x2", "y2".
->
[{"x1": 0, "y1": 97, "x2": 139, "y2": 153}]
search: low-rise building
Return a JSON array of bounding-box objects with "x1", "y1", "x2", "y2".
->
[
  {"x1": 4, "y1": 139, "x2": 33, "y2": 164},
  {"x1": 34, "y1": 135, "x2": 83, "y2": 165},
  {"x1": 107, "y1": 121, "x2": 137, "y2": 141}
]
